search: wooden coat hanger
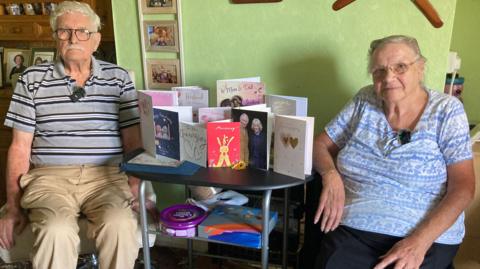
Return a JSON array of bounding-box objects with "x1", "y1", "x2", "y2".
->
[{"x1": 332, "y1": 0, "x2": 443, "y2": 28}]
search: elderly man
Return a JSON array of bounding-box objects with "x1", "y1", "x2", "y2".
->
[{"x1": 0, "y1": 2, "x2": 153, "y2": 268}]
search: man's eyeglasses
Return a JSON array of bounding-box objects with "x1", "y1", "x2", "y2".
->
[
  {"x1": 55, "y1": 29, "x2": 97, "y2": 41},
  {"x1": 371, "y1": 59, "x2": 419, "y2": 79}
]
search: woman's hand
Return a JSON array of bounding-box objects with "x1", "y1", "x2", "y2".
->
[
  {"x1": 373, "y1": 235, "x2": 431, "y2": 269},
  {"x1": 313, "y1": 170, "x2": 345, "y2": 233}
]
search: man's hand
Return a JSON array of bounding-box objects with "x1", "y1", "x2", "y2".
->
[
  {"x1": 128, "y1": 176, "x2": 160, "y2": 224},
  {"x1": 130, "y1": 198, "x2": 160, "y2": 224},
  {"x1": 373, "y1": 235, "x2": 431, "y2": 269},
  {"x1": 314, "y1": 170, "x2": 345, "y2": 233},
  {"x1": 0, "y1": 207, "x2": 28, "y2": 249}
]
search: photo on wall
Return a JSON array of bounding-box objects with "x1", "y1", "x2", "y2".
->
[
  {"x1": 3, "y1": 48, "x2": 31, "y2": 86},
  {"x1": 146, "y1": 59, "x2": 181, "y2": 89},
  {"x1": 30, "y1": 48, "x2": 57, "y2": 66},
  {"x1": 0, "y1": 50, "x2": 3, "y2": 88},
  {"x1": 143, "y1": 20, "x2": 179, "y2": 52},
  {"x1": 141, "y1": 0, "x2": 177, "y2": 14}
]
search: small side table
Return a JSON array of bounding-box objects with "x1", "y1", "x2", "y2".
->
[{"x1": 122, "y1": 152, "x2": 312, "y2": 269}]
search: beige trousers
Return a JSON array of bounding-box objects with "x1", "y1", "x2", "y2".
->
[{"x1": 20, "y1": 165, "x2": 139, "y2": 269}]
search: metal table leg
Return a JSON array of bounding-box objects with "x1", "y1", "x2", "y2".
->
[
  {"x1": 261, "y1": 189, "x2": 272, "y2": 269},
  {"x1": 283, "y1": 188, "x2": 290, "y2": 269},
  {"x1": 139, "y1": 180, "x2": 151, "y2": 269},
  {"x1": 188, "y1": 239, "x2": 193, "y2": 269}
]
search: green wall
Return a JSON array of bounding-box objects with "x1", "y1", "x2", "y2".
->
[
  {"x1": 450, "y1": 0, "x2": 480, "y2": 125},
  {"x1": 112, "y1": 0, "x2": 457, "y2": 207}
]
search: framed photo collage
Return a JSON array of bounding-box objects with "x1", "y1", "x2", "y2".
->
[{"x1": 139, "y1": 0, "x2": 182, "y2": 90}]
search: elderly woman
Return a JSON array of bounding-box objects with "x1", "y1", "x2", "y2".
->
[
  {"x1": 8, "y1": 54, "x2": 26, "y2": 80},
  {"x1": 313, "y1": 35, "x2": 475, "y2": 269}
]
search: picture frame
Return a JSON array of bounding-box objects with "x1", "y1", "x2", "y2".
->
[
  {"x1": 146, "y1": 59, "x2": 181, "y2": 89},
  {"x1": 141, "y1": 0, "x2": 177, "y2": 14},
  {"x1": 3, "y1": 48, "x2": 31, "y2": 86},
  {"x1": 30, "y1": 48, "x2": 57, "y2": 66},
  {"x1": 143, "y1": 20, "x2": 179, "y2": 52},
  {"x1": 0, "y1": 51, "x2": 3, "y2": 88}
]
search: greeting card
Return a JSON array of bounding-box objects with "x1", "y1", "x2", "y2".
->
[
  {"x1": 273, "y1": 115, "x2": 314, "y2": 179},
  {"x1": 216, "y1": 79, "x2": 265, "y2": 107},
  {"x1": 207, "y1": 122, "x2": 240, "y2": 167}
]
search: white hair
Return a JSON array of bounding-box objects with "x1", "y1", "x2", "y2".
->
[
  {"x1": 251, "y1": 118, "x2": 263, "y2": 131},
  {"x1": 367, "y1": 35, "x2": 426, "y2": 73},
  {"x1": 50, "y1": 1, "x2": 101, "y2": 32}
]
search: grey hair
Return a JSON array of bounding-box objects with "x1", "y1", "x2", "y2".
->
[
  {"x1": 251, "y1": 118, "x2": 263, "y2": 131},
  {"x1": 50, "y1": 1, "x2": 101, "y2": 32},
  {"x1": 367, "y1": 35, "x2": 426, "y2": 73}
]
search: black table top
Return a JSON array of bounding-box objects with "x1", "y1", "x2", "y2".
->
[
  {"x1": 126, "y1": 167, "x2": 312, "y2": 191},
  {"x1": 122, "y1": 150, "x2": 313, "y2": 191}
]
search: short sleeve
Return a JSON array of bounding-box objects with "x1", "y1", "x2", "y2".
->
[
  {"x1": 438, "y1": 98, "x2": 472, "y2": 165},
  {"x1": 4, "y1": 73, "x2": 36, "y2": 133},
  {"x1": 325, "y1": 88, "x2": 369, "y2": 149},
  {"x1": 118, "y1": 71, "x2": 140, "y2": 129}
]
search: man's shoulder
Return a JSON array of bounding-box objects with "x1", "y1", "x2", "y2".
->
[
  {"x1": 22, "y1": 62, "x2": 54, "y2": 76},
  {"x1": 96, "y1": 60, "x2": 128, "y2": 75},
  {"x1": 19, "y1": 62, "x2": 57, "y2": 84}
]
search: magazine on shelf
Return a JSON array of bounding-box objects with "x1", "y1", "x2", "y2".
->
[
  {"x1": 265, "y1": 94, "x2": 308, "y2": 117},
  {"x1": 180, "y1": 122, "x2": 207, "y2": 167},
  {"x1": 206, "y1": 121, "x2": 240, "y2": 167},
  {"x1": 198, "y1": 107, "x2": 231, "y2": 123},
  {"x1": 197, "y1": 204, "x2": 278, "y2": 249},
  {"x1": 172, "y1": 86, "x2": 209, "y2": 122},
  {"x1": 216, "y1": 79, "x2": 265, "y2": 107},
  {"x1": 231, "y1": 107, "x2": 272, "y2": 170},
  {"x1": 273, "y1": 115, "x2": 314, "y2": 179}
]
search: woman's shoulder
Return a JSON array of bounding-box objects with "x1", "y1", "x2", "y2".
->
[
  {"x1": 353, "y1": 85, "x2": 380, "y2": 107},
  {"x1": 426, "y1": 88, "x2": 464, "y2": 113}
]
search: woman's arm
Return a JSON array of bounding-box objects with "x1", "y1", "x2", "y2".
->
[
  {"x1": 374, "y1": 159, "x2": 475, "y2": 269},
  {"x1": 313, "y1": 131, "x2": 344, "y2": 233}
]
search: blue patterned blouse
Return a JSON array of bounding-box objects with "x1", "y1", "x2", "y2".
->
[{"x1": 326, "y1": 85, "x2": 472, "y2": 244}]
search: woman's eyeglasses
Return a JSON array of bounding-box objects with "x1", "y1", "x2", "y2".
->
[
  {"x1": 371, "y1": 59, "x2": 419, "y2": 79},
  {"x1": 55, "y1": 28, "x2": 96, "y2": 41}
]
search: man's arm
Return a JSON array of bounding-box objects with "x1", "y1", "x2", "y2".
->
[
  {"x1": 0, "y1": 129, "x2": 33, "y2": 249},
  {"x1": 374, "y1": 159, "x2": 475, "y2": 269},
  {"x1": 120, "y1": 124, "x2": 143, "y2": 197},
  {"x1": 120, "y1": 124, "x2": 159, "y2": 220}
]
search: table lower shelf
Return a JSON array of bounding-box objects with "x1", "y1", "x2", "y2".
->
[{"x1": 149, "y1": 229, "x2": 267, "y2": 249}]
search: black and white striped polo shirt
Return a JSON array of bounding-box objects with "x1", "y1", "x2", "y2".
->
[{"x1": 4, "y1": 57, "x2": 140, "y2": 167}]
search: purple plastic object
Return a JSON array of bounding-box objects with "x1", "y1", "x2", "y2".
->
[{"x1": 159, "y1": 204, "x2": 207, "y2": 237}]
